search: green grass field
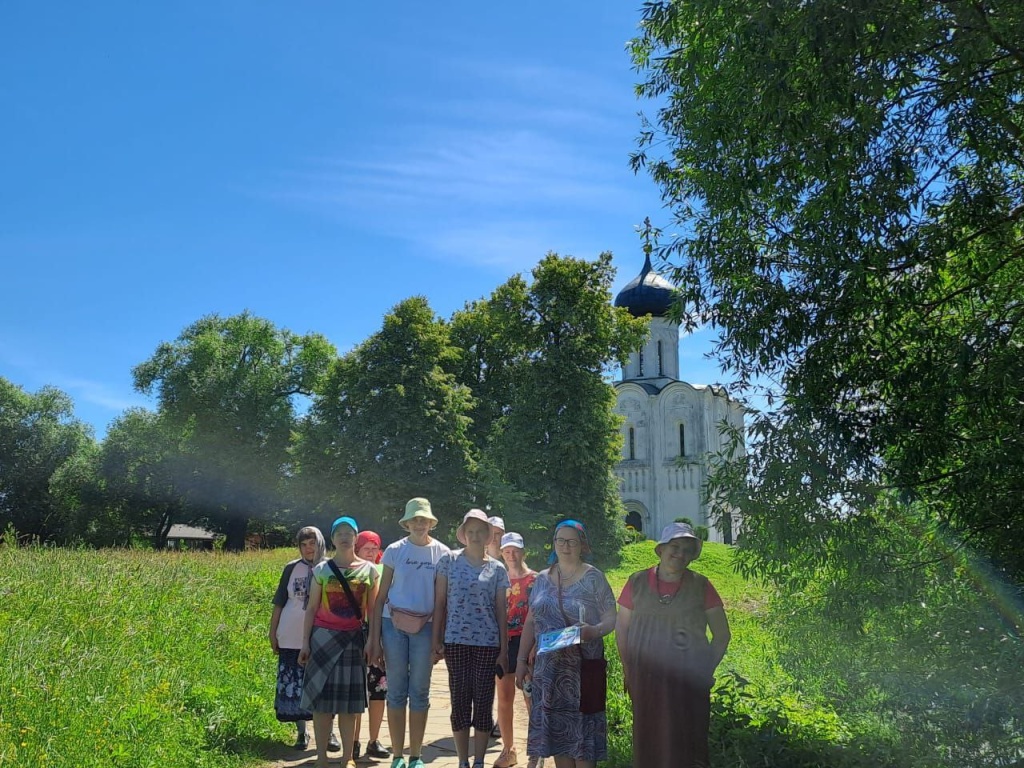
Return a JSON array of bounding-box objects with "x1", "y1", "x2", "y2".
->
[
  {"x1": 0, "y1": 546, "x2": 288, "y2": 768},
  {"x1": 0, "y1": 540, "x2": 949, "y2": 768}
]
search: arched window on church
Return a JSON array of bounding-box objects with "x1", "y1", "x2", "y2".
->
[
  {"x1": 628, "y1": 427, "x2": 636, "y2": 460},
  {"x1": 657, "y1": 340, "x2": 663, "y2": 376},
  {"x1": 679, "y1": 423, "x2": 686, "y2": 457},
  {"x1": 638, "y1": 349, "x2": 644, "y2": 376}
]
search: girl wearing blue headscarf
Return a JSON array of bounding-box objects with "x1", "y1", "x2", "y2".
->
[
  {"x1": 299, "y1": 516, "x2": 380, "y2": 768},
  {"x1": 514, "y1": 520, "x2": 617, "y2": 768}
]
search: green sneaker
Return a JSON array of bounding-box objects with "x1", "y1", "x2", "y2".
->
[
  {"x1": 391, "y1": 759, "x2": 407, "y2": 768},
  {"x1": 409, "y1": 758, "x2": 426, "y2": 768}
]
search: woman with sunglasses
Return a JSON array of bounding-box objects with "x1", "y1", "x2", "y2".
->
[
  {"x1": 514, "y1": 520, "x2": 616, "y2": 768},
  {"x1": 614, "y1": 522, "x2": 731, "y2": 768}
]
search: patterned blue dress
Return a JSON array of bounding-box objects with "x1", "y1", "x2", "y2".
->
[{"x1": 526, "y1": 566, "x2": 616, "y2": 761}]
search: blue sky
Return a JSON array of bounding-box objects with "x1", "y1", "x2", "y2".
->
[{"x1": 1, "y1": 1, "x2": 724, "y2": 437}]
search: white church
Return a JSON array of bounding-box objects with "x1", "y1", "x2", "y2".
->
[{"x1": 612, "y1": 255, "x2": 745, "y2": 544}]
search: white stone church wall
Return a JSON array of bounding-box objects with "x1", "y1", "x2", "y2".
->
[{"x1": 615, "y1": 379, "x2": 744, "y2": 544}]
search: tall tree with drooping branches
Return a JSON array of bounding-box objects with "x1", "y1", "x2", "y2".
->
[
  {"x1": 133, "y1": 312, "x2": 335, "y2": 550},
  {"x1": 632, "y1": 0, "x2": 1024, "y2": 760}
]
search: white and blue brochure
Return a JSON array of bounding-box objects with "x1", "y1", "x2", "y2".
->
[{"x1": 537, "y1": 624, "x2": 581, "y2": 654}]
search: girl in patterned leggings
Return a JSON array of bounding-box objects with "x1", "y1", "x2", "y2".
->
[{"x1": 433, "y1": 509, "x2": 511, "y2": 768}]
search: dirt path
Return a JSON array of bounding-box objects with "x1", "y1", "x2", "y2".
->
[{"x1": 264, "y1": 660, "x2": 532, "y2": 768}]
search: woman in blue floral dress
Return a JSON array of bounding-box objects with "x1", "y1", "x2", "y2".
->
[{"x1": 515, "y1": 521, "x2": 617, "y2": 768}]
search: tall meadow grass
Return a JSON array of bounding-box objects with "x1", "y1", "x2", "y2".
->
[
  {"x1": 2, "y1": 539, "x2": 975, "y2": 768},
  {"x1": 0, "y1": 546, "x2": 291, "y2": 768}
]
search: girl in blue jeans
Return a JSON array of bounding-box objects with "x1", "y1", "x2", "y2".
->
[{"x1": 369, "y1": 498, "x2": 451, "y2": 768}]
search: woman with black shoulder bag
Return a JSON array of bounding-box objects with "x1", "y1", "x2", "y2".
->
[{"x1": 299, "y1": 516, "x2": 380, "y2": 768}]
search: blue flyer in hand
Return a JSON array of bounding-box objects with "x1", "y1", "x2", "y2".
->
[{"x1": 537, "y1": 624, "x2": 581, "y2": 654}]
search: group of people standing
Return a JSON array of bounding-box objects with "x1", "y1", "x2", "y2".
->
[{"x1": 270, "y1": 497, "x2": 731, "y2": 768}]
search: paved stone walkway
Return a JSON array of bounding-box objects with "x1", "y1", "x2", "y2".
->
[{"x1": 265, "y1": 660, "x2": 532, "y2": 768}]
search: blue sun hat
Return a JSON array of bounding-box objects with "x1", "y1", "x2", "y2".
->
[{"x1": 330, "y1": 516, "x2": 359, "y2": 538}]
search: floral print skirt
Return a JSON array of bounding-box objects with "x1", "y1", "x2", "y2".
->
[
  {"x1": 367, "y1": 663, "x2": 388, "y2": 701},
  {"x1": 275, "y1": 648, "x2": 312, "y2": 722}
]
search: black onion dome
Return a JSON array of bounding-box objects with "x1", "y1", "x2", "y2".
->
[{"x1": 614, "y1": 253, "x2": 676, "y2": 318}]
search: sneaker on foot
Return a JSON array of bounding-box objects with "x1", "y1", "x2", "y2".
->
[
  {"x1": 408, "y1": 758, "x2": 425, "y2": 768},
  {"x1": 493, "y1": 747, "x2": 518, "y2": 768},
  {"x1": 390, "y1": 758, "x2": 407, "y2": 768},
  {"x1": 327, "y1": 734, "x2": 342, "y2": 752},
  {"x1": 367, "y1": 740, "x2": 391, "y2": 758}
]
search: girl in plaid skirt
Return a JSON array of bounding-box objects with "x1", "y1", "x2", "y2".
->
[{"x1": 300, "y1": 516, "x2": 380, "y2": 768}]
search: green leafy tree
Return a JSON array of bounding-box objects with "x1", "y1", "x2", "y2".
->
[
  {"x1": 448, "y1": 279, "x2": 536, "y2": 532},
  {"x1": 0, "y1": 377, "x2": 96, "y2": 543},
  {"x1": 48, "y1": 439, "x2": 113, "y2": 546},
  {"x1": 297, "y1": 297, "x2": 476, "y2": 540},
  {"x1": 449, "y1": 277, "x2": 532, "y2": 448},
  {"x1": 633, "y1": 1, "x2": 1024, "y2": 760},
  {"x1": 451, "y1": 253, "x2": 648, "y2": 559},
  {"x1": 632, "y1": 0, "x2": 1024, "y2": 583},
  {"x1": 133, "y1": 313, "x2": 335, "y2": 550},
  {"x1": 97, "y1": 408, "x2": 192, "y2": 548}
]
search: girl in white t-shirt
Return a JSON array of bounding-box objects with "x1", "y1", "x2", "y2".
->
[{"x1": 369, "y1": 498, "x2": 451, "y2": 768}]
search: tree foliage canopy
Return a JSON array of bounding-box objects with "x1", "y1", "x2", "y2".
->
[
  {"x1": 97, "y1": 408, "x2": 191, "y2": 547},
  {"x1": 297, "y1": 296, "x2": 477, "y2": 540},
  {"x1": 0, "y1": 377, "x2": 95, "y2": 543},
  {"x1": 451, "y1": 253, "x2": 649, "y2": 556},
  {"x1": 133, "y1": 312, "x2": 335, "y2": 549},
  {"x1": 632, "y1": 0, "x2": 1024, "y2": 583},
  {"x1": 633, "y1": 3, "x2": 1024, "y2": 759}
]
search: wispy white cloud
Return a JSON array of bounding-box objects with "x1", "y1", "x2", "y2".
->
[
  {"x1": 280, "y1": 127, "x2": 631, "y2": 217},
  {"x1": 253, "y1": 60, "x2": 647, "y2": 270},
  {"x1": 418, "y1": 220, "x2": 602, "y2": 269},
  {"x1": 0, "y1": 338, "x2": 148, "y2": 415},
  {"x1": 55, "y1": 376, "x2": 150, "y2": 414}
]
